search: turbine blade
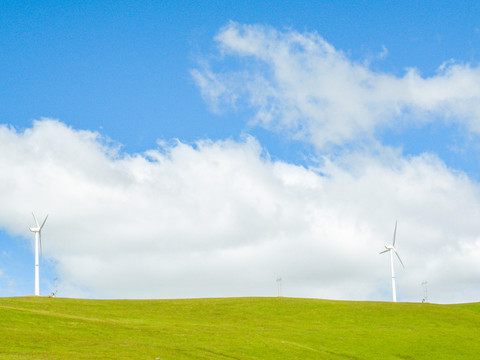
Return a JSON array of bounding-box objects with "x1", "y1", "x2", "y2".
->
[
  {"x1": 394, "y1": 249, "x2": 405, "y2": 268},
  {"x1": 392, "y1": 220, "x2": 397, "y2": 246},
  {"x1": 39, "y1": 214, "x2": 48, "y2": 231},
  {"x1": 32, "y1": 212, "x2": 39, "y2": 228},
  {"x1": 379, "y1": 249, "x2": 389, "y2": 254}
]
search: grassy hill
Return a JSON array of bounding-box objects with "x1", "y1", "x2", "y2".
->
[{"x1": 0, "y1": 297, "x2": 479, "y2": 359}]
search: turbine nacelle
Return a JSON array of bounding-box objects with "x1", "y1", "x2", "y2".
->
[
  {"x1": 31, "y1": 213, "x2": 48, "y2": 232},
  {"x1": 380, "y1": 246, "x2": 404, "y2": 268}
]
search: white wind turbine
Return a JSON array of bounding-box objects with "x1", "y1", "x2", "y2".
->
[
  {"x1": 30, "y1": 213, "x2": 48, "y2": 296},
  {"x1": 380, "y1": 221, "x2": 405, "y2": 302}
]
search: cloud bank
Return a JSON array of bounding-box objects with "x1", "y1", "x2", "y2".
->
[
  {"x1": 192, "y1": 22, "x2": 480, "y2": 149},
  {"x1": 2, "y1": 23, "x2": 480, "y2": 303},
  {"x1": 0, "y1": 120, "x2": 479, "y2": 302}
]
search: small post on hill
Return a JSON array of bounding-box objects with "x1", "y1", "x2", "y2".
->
[
  {"x1": 421, "y1": 281, "x2": 428, "y2": 303},
  {"x1": 51, "y1": 277, "x2": 58, "y2": 297}
]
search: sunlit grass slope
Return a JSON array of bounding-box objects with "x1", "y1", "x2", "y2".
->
[{"x1": 0, "y1": 296, "x2": 478, "y2": 359}]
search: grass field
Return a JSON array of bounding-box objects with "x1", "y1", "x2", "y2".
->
[{"x1": 0, "y1": 296, "x2": 478, "y2": 359}]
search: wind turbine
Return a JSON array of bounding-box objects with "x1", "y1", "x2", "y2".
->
[
  {"x1": 30, "y1": 213, "x2": 48, "y2": 296},
  {"x1": 380, "y1": 221, "x2": 404, "y2": 302}
]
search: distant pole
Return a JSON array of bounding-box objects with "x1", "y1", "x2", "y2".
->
[
  {"x1": 421, "y1": 281, "x2": 428, "y2": 303},
  {"x1": 276, "y1": 277, "x2": 282, "y2": 297}
]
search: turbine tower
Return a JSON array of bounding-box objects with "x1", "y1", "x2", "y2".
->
[
  {"x1": 380, "y1": 221, "x2": 404, "y2": 302},
  {"x1": 30, "y1": 213, "x2": 48, "y2": 296}
]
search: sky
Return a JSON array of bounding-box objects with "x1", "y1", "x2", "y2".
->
[{"x1": 1, "y1": 1, "x2": 480, "y2": 303}]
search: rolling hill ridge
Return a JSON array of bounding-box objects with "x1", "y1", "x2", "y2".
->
[{"x1": 0, "y1": 296, "x2": 478, "y2": 359}]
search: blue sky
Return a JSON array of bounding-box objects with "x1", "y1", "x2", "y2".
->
[
  {"x1": 3, "y1": 1, "x2": 480, "y2": 159},
  {"x1": 1, "y1": 1, "x2": 480, "y2": 302}
]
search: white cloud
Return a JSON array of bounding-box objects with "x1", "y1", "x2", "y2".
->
[
  {"x1": 192, "y1": 22, "x2": 480, "y2": 148},
  {"x1": 0, "y1": 119, "x2": 479, "y2": 302}
]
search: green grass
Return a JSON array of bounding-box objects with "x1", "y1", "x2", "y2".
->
[{"x1": 0, "y1": 297, "x2": 478, "y2": 359}]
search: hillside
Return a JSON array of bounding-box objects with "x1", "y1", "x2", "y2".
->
[{"x1": 0, "y1": 297, "x2": 478, "y2": 359}]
